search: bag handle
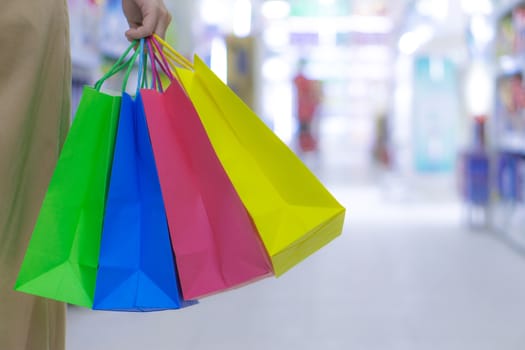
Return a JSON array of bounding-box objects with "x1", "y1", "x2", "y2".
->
[
  {"x1": 153, "y1": 42, "x2": 176, "y2": 83},
  {"x1": 136, "y1": 39, "x2": 148, "y2": 93},
  {"x1": 94, "y1": 40, "x2": 142, "y2": 93},
  {"x1": 133, "y1": 35, "x2": 194, "y2": 92},
  {"x1": 145, "y1": 37, "x2": 184, "y2": 91},
  {"x1": 140, "y1": 39, "x2": 150, "y2": 90},
  {"x1": 94, "y1": 42, "x2": 135, "y2": 91},
  {"x1": 117, "y1": 39, "x2": 149, "y2": 95},
  {"x1": 145, "y1": 36, "x2": 189, "y2": 86},
  {"x1": 121, "y1": 43, "x2": 142, "y2": 93},
  {"x1": 152, "y1": 34, "x2": 193, "y2": 70},
  {"x1": 146, "y1": 39, "x2": 164, "y2": 92},
  {"x1": 150, "y1": 38, "x2": 175, "y2": 79},
  {"x1": 146, "y1": 38, "x2": 177, "y2": 86}
]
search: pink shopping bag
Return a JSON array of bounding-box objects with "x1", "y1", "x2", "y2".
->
[{"x1": 141, "y1": 74, "x2": 272, "y2": 300}]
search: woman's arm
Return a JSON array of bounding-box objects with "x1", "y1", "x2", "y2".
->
[{"x1": 122, "y1": 0, "x2": 172, "y2": 40}]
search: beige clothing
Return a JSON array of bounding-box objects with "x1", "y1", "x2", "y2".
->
[{"x1": 0, "y1": 0, "x2": 70, "y2": 349}]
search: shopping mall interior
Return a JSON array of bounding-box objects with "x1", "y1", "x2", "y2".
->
[{"x1": 65, "y1": 0, "x2": 525, "y2": 348}]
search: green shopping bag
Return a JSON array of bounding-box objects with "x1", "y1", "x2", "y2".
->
[{"x1": 15, "y1": 45, "x2": 140, "y2": 307}]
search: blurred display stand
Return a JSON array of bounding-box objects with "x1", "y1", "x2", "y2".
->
[
  {"x1": 412, "y1": 57, "x2": 461, "y2": 173},
  {"x1": 459, "y1": 116, "x2": 490, "y2": 229},
  {"x1": 389, "y1": 1, "x2": 472, "y2": 205},
  {"x1": 226, "y1": 35, "x2": 257, "y2": 109},
  {"x1": 489, "y1": 0, "x2": 525, "y2": 248}
]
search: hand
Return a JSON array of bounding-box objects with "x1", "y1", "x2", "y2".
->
[{"x1": 122, "y1": 0, "x2": 172, "y2": 40}]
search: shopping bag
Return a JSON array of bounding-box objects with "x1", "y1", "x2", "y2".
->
[
  {"x1": 93, "y1": 92, "x2": 194, "y2": 311},
  {"x1": 163, "y1": 45, "x2": 345, "y2": 277},
  {"x1": 15, "y1": 45, "x2": 136, "y2": 307},
  {"x1": 141, "y1": 48, "x2": 272, "y2": 299},
  {"x1": 14, "y1": 87, "x2": 121, "y2": 307}
]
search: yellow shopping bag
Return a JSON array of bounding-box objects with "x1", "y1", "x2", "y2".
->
[{"x1": 155, "y1": 37, "x2": 345, "y2": 276}]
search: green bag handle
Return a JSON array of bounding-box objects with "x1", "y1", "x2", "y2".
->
[
  {"x1": 94, "y1": 42, "x2": 135, "y2": 91},
  {"x1": 121, "y1": 46, "x2": 141, "y2": 93},
  {"x1": 94, "y1": 41, "x2": 141, "y2": 92}
]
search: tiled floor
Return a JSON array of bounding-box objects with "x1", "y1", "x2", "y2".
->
[{"x1": 67, "y1": 180, "x2": 525, "y2": 350}]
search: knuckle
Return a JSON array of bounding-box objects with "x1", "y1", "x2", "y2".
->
[{"x1": 158, "y1": 5, "x2": 169, "y2": 16}]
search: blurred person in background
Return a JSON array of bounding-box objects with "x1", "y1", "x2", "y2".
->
[
  {"x1": 0, "y1": 0, "x2": 171, "y2": 348},
  {"x1": 293, "y1": 58, "x2": 322, "y2": 154},
  {"x1": 371, "y1": 112, "x2": 391, "y2": 169}
]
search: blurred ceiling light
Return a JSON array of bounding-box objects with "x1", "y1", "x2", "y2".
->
[
  {"x1": 200, "y1": 0, "x2": 228, "y2": 25},
  {"x1": 398, "y1": 26, "x2": 434, "y2": 55},
  {"x1": 210, "y1": 37, "x2": 228, "y2": 83},
  {"x1": 465, "y1": 62, "x2": 493, "y2": 115},
  {"x1": 288, "y1": 16, "x2": 393, "y2": 34},
  {"x1": 416, "y1": 0, "x2": 449, "y2": 20},
  {"x1": 233, "y1": 0, "x2": 252, "y2": 37},
  {"x1": 350, "y1": 15, "x2": 393, "y2": 33},
  {"x1": 262, "y1": 57, "x2": 291, "y2": 81},
  {"x1": 318, "y1": 22, "x2": 337, "y2": 46},
  {"x1": 261, "y1": 0, "x2": 291, "y2": 19},
  {"x1": 461, "y1": 0, "x2": 493, "y2": 15},
  {"x1": 263, "y1": 25, "x2": 289, "y2": 48},
  {"x1": 470, "y1": 15, "x2": 495, "y2": 45},
  {"x1": 353, "y1": 1, "x2": 387, "y2": 16}
]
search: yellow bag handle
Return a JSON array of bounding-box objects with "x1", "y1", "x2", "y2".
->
[
  {"x1": 148, "y1": 35, "x2": 195, "y2": 85},
  {"x1": 152, "y1": 34, "x2": 193, "y2": 70}
]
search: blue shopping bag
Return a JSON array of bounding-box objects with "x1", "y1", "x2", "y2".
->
[{"x1": 93, "y1": 92, "x2": 194, "y2": 311}]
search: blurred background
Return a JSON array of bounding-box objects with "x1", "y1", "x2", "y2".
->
[{"x1": 68, "y1": 0, "x2": 525, "y2": 349}]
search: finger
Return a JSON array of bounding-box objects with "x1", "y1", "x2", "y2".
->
[
  {"x1": 127, "y1": 20, "x2": 140, "y2": 29},
  {"x1": 125, "y1": 11, "x2": 158, "y2": 40},
  {"x1": 124, "y1": 21, "x2": 139, "y2": 41},
  {"x1": 154, "y1": 12, "x2": 171, "y2": 39}
]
